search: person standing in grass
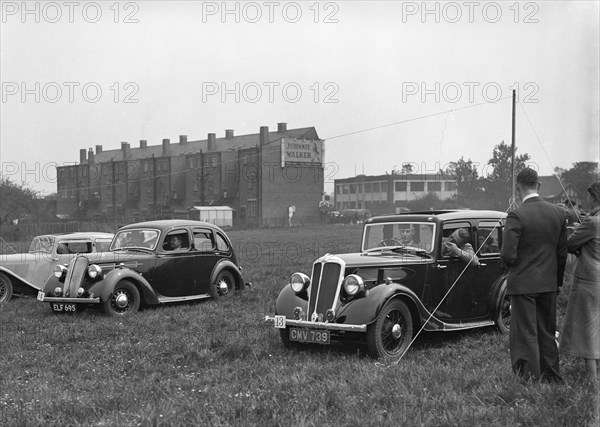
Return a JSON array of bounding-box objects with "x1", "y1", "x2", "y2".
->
[
  {"x1": 501, "y1": 168, "x2": 568, "y2": 383},
  {"x1": 559, "y1": 181, "x2": 600, "y2": 382}
]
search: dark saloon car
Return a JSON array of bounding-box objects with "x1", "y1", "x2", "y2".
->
[
  {"x1": 266, "y1": 210, "x2": 509, "y2": 359},
  {"x1": 38, "y1": 220, "x2": 247, "y2": 316}
]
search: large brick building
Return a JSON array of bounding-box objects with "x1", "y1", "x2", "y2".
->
[
  {"x1": 335, "y1": 172, "x2": 458, "y2": 215},
  {"x1": 56, "y1": 123, "x2": 324, "y2": 227}
]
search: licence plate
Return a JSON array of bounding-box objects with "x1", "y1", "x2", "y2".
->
[
  {"x1": 289, "y1": 328, "x2": 330, "y2": 344},
  {"x1": 37, "y1": 291, "x2": 45, "y2": 301},
  {"x1": 51, "y1": 303, "x2": 77, "y2": 313}
]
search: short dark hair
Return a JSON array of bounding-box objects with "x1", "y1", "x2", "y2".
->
[{"x1": 516, "y1": 168, "x2": 538, "y2": 188}]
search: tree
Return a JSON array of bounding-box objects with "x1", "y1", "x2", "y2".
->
[
  {"x1": 560, "y1": 162, "x2": 599, "y2": 204},
  {"x1": 483, "y1": 141, "x2": 531, "y2": 210},
  {"x1": 0, "y1": 178, "x2": 38, "y2": 224},
  {"x1": 446, "y1": 157, "x2": 484, "y2": 207}
]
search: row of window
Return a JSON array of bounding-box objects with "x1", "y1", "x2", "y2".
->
[{"x1": 337, "y1": 181, "x2": 457, "y2": 195}]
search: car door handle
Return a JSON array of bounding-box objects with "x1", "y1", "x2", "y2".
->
[
  {"x1": 478, "y1": 263, "x2": 487, "y2": 267},
  {"x1": 435, "y1": 264, "x2": 447, "y2": 270}
]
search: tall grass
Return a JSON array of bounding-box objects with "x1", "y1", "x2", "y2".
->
[{"x1": 1, "y1": 224, "x2": 598, "y2": 426}]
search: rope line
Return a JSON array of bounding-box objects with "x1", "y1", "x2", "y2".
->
[
  {"x1": 377, "y1": 208, "x2": 510, "y2": 368},
  {"x1": 518, "y1": 103, "x2": 582, "y2": 222}
]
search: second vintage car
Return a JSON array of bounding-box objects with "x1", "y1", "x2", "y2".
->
[
  {"x1": 266, "y1": 210, "x2": 510, "y2": 359},
  {"x1": 0, "y1": 232, "x2": 113, "y2": 303},
  {"x1": 38, "y1": 220, "x2": 247, "y2": 316}
]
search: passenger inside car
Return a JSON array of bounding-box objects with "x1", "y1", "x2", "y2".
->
[{"x1": 163, "y1": 233, "x2": 189, "y2": 251}]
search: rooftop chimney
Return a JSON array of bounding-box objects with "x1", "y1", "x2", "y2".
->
[
  {"x1": 80, "y1": 149, "x2": 87, "y2": 164},
  {"x1": 225, "y1": 129, "x2": 234, "y2": 139},
  {"x1": 259, "y1": 126, "x2": 269, "y2": 146},
  {"x1": 95, "y1": 145, "x2": 103, "y2": 154},
  {"x1": 208, "y1": 133, "x2": 216, "y2": 151},
  {"x1": 140, "y1": 140, "x2": 147, "y2": 148},
  {"x1": 277, "y1": 122, "x2": 287, "y2": 132},
  {"x1": 121, "y1": 142, "x2": 130, "y2": 160},
  {"x1": 179, "y1": 135, "x2": 188, "y2": 144},
  {"x1": 162, "y1": 138, "x2": 170, "y2": 156},
  {"x1": 88, "y1": 148, "x2": 94, "y2": 164}
]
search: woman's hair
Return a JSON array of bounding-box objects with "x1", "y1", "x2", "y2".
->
[{"x1": 587, "y1": 181, "x2": 600, "y2": 204}]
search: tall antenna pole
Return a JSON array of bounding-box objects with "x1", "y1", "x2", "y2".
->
[{"x1": 510, "y1": 89, "x2": 517, "y2": 208}]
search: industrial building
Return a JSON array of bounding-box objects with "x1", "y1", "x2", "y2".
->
[
  {"x1": 56, "y1": 123, "x2": 324, "y2": 227},
  {"x1": 334, "y1": 173, "x2": 458, "y2": 215}
]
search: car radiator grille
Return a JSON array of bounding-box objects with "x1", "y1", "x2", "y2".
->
[
  {"x1": 307, "y1": 261, "x2": 343, "y2": 321},
  {"x1": 64, "y1": 256, "x2": 88, "y2": 297}
]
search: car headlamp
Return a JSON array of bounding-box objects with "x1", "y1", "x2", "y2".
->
[
  {"x1": 343, "y1": 274, "x2": 365, "y2": 296},
  {"x1": 290, "y1": 272, "x2": 310, "y2": 293},
  {"x1": 87, "y1": 264, "x2": 102, "y2": 279},
  {"x1": 54, "y1": 265, "x2": 67, "y2": 279}
]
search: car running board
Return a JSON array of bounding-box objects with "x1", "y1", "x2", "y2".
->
[{"x1": 158, "y1": 294, "x2": 212, "y2": 303}]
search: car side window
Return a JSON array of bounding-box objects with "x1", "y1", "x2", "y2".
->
[
  {"x1": 193, "y1": 229, "x2": 215, "y2": 252},
  {"x1": 59, "y1": 241, "x2": 93, "y2": 254},
  {"x1": 215, "y1": 233, "x2": 230, "y2": 252},
  {"x1": 95, "y1": 239, "x2": 112, "y2": 252},
  {"x1": 441, "y1": 222, "x2": 473, "y2": 259},
  {"x1": 477, "y1": 221, "x2": 502, "y2": 255},
  {"x1": 163, "y1": 230, "x2": 190, "y2": 251}
]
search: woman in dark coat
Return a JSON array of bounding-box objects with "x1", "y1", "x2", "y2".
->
[{"x1": 559, "y1": 181, "x2": 600, "y2": 382}]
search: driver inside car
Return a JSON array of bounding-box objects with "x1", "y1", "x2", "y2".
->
[{"x1": 399, "y1": 226, "x2": 417, "y2": 246}]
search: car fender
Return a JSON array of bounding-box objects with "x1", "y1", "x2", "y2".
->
[
  {"x1": 0, "y1": 266, "x2": 40, "y2": 296},
  {"x1": 89, "y1": 269, "x2": 159, "y2": 305},
  {"x1": 275, "y1": 284, "x2": 308, "y2": 317},
  {"x1": 337, "y1": 283, "x2": 426, "y2": 326},
  {"x1": 210, "y1": 259, "x2": 243, "y2": 290}
]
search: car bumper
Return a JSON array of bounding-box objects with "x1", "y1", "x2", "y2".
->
[
  {"x1": 38, "y1": 291, "x2": 100, "y2": 304},
  {"x1": 264, "y1": 315, "x2": 367, "y2": 333}
]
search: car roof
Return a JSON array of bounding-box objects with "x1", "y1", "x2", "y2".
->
[
  {"x1": 37, "y1": 232, "x2": 114, "y2": 240},
  {"x1": 366, "y1": 209, "x2": 506, "y2": 224},
  {"x1": 117, "y1": 219, "x2": 222, "y2": 232}
]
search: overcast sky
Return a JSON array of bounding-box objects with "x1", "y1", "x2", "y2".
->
[{"x1": 1, "y1": 0, "x2": 598, "y2": 196}]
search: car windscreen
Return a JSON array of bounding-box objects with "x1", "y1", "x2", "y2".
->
[
  {"x1": 110, "y1": 229, "x2": 160, "y2": 250},
  {"x1": 362, "y1": 222, "x2": 436, "y2": 252},
  {"x1": 28, "y1": 236, "x2": 56, "y2": 253}
]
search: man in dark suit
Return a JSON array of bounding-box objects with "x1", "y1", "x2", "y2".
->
[{"x1": 501, "y1": 168, "x2": 568, "y2": 382}]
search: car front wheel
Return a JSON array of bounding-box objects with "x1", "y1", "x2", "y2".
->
[
  {"x1": 212, "y1": 270, "x2": 235, "y2": 298},
  {"x1": 0, "y1": 273, "x2": 13, "y2": 303},
  {"x1": 367, "y1": 299, "x2": 413, "y2": 359},
  {"x1": 103, "y1": 280, "x2": 140, "y2": 316}
]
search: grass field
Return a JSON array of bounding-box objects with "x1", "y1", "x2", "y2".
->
[{"x1": 1, "y1": 224, "x2": 598, "y2": 426}]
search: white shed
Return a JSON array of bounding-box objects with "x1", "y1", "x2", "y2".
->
[{"x1": 188, "y1": 206, "x2": 234, "y2": 228}]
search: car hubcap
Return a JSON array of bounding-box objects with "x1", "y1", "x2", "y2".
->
[
  {"x1": 115, "y1": 291, "x2": 129, "y2": 309},
  {"x1": 218, "y1": 280, "x2": 229, "y2": 295},
  {"x1": 391, "y1": 323, "x2": 402, "y2": 340}
]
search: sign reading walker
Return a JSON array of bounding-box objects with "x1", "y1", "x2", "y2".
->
[{"x1": 281, "y1": 138, "x2": 324, "y2": 167}]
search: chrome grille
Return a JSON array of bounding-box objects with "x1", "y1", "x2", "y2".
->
[
  {"x1": 307, "y1": 260, "x2": 343, "y2": 322},
  {"x1": 64, "y1": 256, "x2": 88, "y2": 297}
]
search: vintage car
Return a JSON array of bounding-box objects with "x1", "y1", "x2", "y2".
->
[
  {"x1": 266, "y1": 210, "x2": 509, "y2": 359},
  {"x1": 37, "y1": 220, "x2": 247, "y2": 316},
  {"x1": 0, "y1": 232, "x2": 114, "y2": 303}
]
